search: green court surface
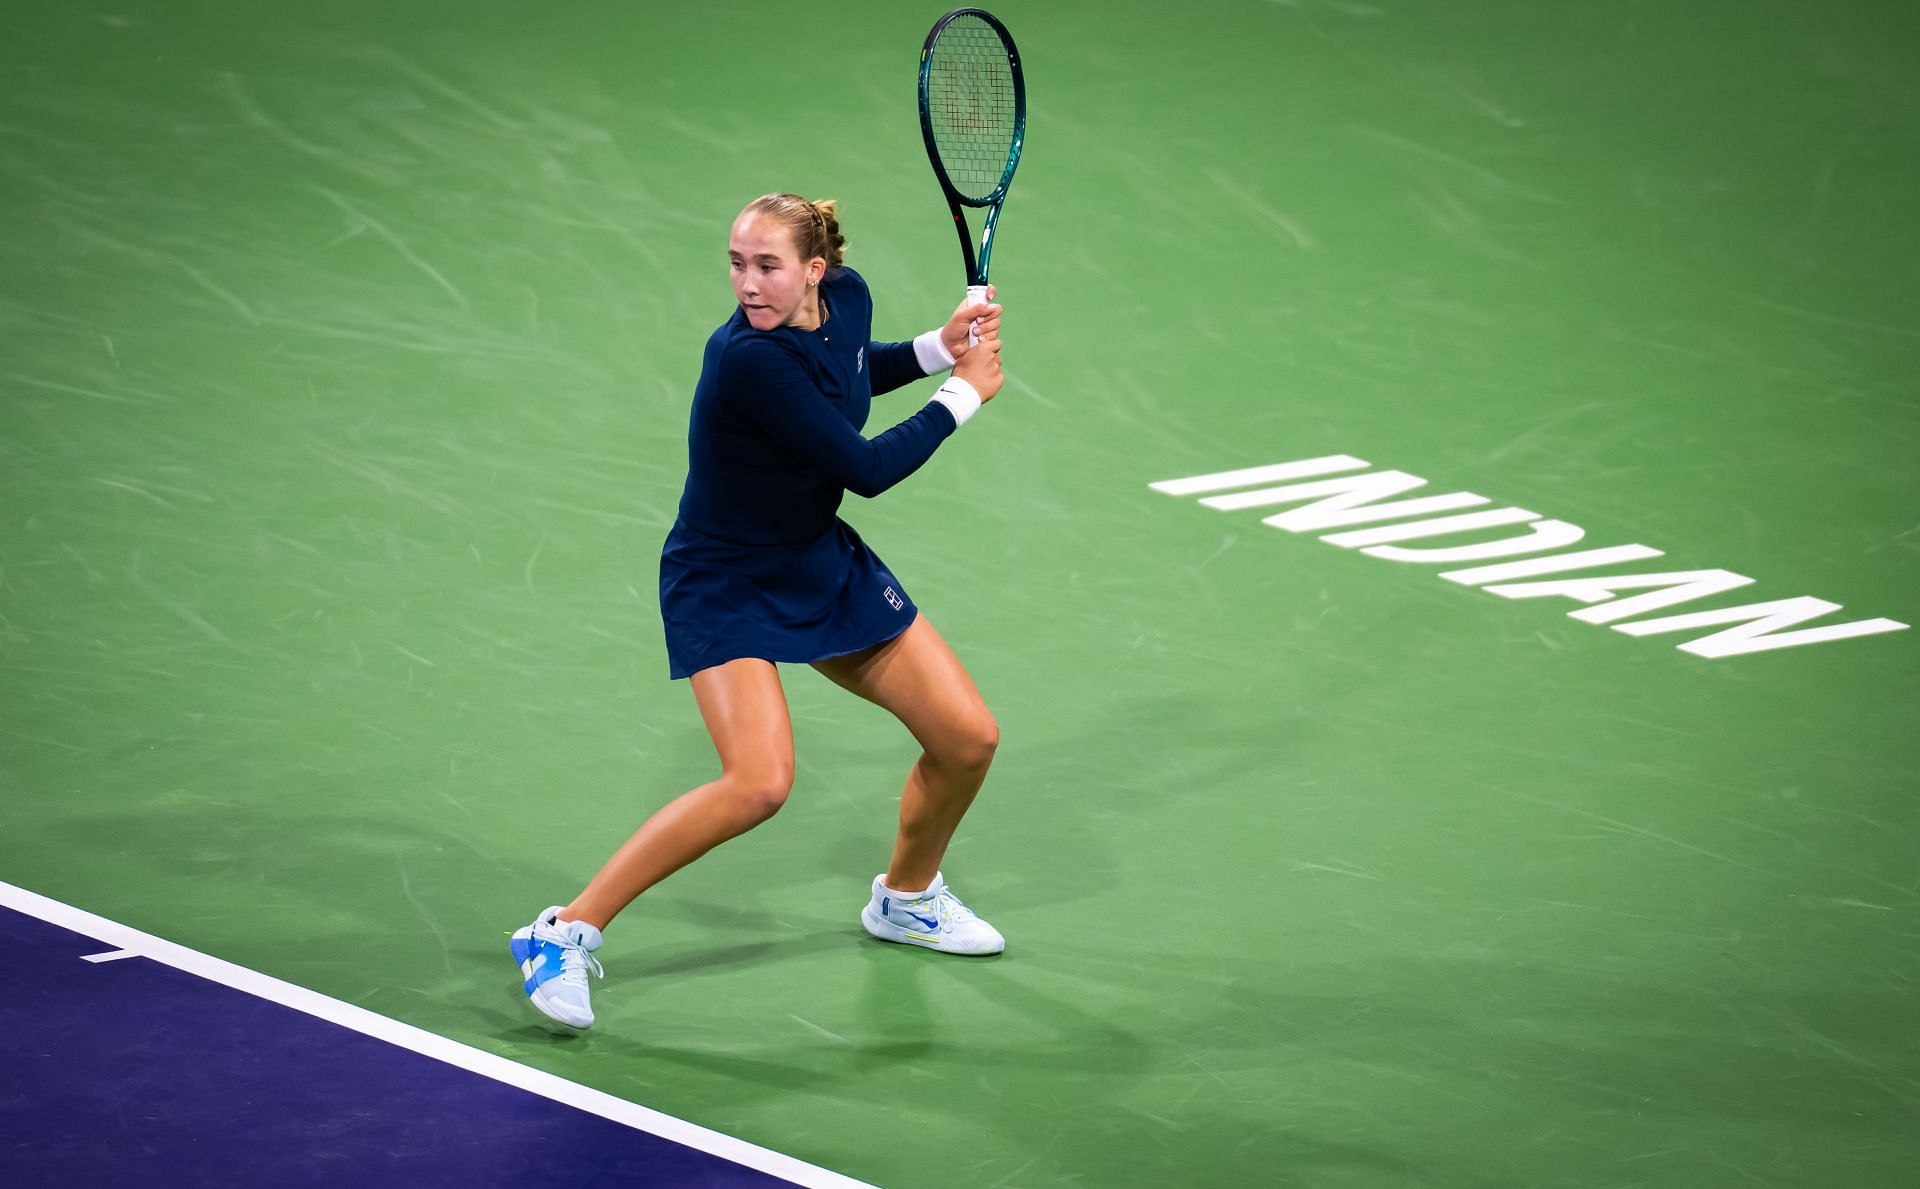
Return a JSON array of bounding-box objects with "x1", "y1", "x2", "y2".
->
[{"x1": 4, "y1": 2, "x2": 1917, "y2": 1185}]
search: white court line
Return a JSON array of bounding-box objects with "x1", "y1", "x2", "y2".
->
[
  {"x1": 0, "y1": 880, "x2": 875, "y2": 1189},
  {"x1": 79, "y1": 948, "x2": 141, "y2": 963}
]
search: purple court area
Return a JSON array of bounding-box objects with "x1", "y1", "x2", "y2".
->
[{"x1": 0, "y1": 906, "x2": 794, "y2": 1188}]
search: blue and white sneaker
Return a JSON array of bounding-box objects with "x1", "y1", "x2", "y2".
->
[
  {"x1": 861, "y1": 872, "x2": 1004, "y2": 955},
  {"x1": 509, "y1": 906, "x2": 604, "y2": 1029}
]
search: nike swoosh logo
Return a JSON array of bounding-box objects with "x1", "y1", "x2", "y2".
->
[{"x1": 904, "y1": 911, "x2": 939, "y2": 930}]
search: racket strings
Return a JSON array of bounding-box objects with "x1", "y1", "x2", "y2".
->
[{"x1": 927, "y1": 17, "x2": 1017, "y2": 201}]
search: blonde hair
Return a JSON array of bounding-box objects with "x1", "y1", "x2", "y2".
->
[{"x1": 743, "y1": 192, "x2": 846, "y2": 270}]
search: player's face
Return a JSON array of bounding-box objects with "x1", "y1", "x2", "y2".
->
[{"x1": 729, "y1": 213, "x2": 821, "y2": 330}]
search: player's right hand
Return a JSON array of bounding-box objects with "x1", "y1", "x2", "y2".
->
[
  {"x1": 942, "y1": 286, "x2": 999, "y2": 359},
  {"x1": 954, "y1": 335, "x2": 1003, "y2": 402}
]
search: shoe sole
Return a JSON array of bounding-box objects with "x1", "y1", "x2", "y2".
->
[{"x1": 861, "y1": 905, "x2": 1004, "y2": 956}]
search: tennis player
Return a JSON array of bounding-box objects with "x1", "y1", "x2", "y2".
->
[{"x1": 509, "y1": 193, "x2": 1007, "y2": 1029}]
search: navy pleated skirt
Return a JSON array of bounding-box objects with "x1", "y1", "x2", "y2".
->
[{"x1": 658, "y1": 518, "x2": 919, "y2": 679}]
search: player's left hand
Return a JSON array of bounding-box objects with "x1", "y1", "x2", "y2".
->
[{"x1": 942, "y1": 286, "x2": 1000, "y2": 359}]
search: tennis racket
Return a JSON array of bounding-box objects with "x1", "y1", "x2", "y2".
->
[{"x1": 918, "y1": 8, "x2": 1026, "y2": 344}]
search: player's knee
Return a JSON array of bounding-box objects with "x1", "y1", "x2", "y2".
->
[
  {"x1": 719, "y1": 766, "x2": 792, "y2": 827},
  {"x1": 940, "y1": 713, "x2": 999, "y2": 775}
]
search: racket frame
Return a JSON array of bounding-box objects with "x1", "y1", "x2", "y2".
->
[{"x1": 918, "y1": 7, "x2": 1027, "y2": 290}]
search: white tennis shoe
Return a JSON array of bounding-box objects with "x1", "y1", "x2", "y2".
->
[
  {"x1": 861, "y1": 872, "x2": 1004, "y2": 955},
  {"x1": 510, "y1": 906, "x2": 604, "y2": 1029}
]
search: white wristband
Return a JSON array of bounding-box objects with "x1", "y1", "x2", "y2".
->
[
  {"x1": 913, "y1": 328, "x2": 956, "y2": 375},
  {"x1": 931, "y1": 376, "x2": 981, "y2": 427}
]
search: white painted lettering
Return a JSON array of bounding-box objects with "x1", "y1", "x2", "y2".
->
[
  {"x1": 1439, "y1": 544, "x2": 1666, "y2": 586},
  {"x1": 1204, "y1": 470, "x2": 1427, "y2": 513},
  {"x1": 1150, "y1": 455, "x2": 1908, "y2": 659},
  {"x1": 1364, "y1": 518, "x2": 1586, "y2": 563},
  {"x1": 1149, "y1": 456, "x2": 1370, "y2": 497},
  {"x1": 1483, "y1": 569, "x2": 1755, "y2": 624},
  {"x1": 1614, "y1": 597, "x2": 1910, "y2": 658},
  {"x1": 1204, "y1": 471, "x2": 1490, "y2": 530},
  {"x1": 1321, "y1": 508, "x2": 1540, "y2": 550},
  {"x1": 1568, "y1": 572, "x2": 1757, "y2": 625}
]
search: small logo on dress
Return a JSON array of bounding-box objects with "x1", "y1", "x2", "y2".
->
[
  {"x1": 856, "y1": 347, "x2": 865, "y2": 373},
  {"x1": 883, "y1": 586, "x2": 904, "y2": 611}
]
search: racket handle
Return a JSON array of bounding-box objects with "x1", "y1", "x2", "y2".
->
[{"x1": 965, "y1": 284, "x2": 990, "y2": 347}]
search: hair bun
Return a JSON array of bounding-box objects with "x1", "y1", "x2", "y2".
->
[
  {"x1": 744, "y1": 192, "x2": 847, "y2": 269},
  {"x1": 810, "y1": 200, "x2": 847, "y2": 265}
]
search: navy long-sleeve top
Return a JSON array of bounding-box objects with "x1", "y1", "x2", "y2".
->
[{"x1": 673, "y1": 268, "x2": 957, "y2": 546}]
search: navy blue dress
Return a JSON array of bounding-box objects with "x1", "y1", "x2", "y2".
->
[{"x1": 659, "y1": 268, "x2": 959, "y2": 679}]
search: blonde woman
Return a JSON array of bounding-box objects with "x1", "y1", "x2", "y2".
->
[{"x1": 510, "y1": 193, "x2": 1007, "y2": 1029}]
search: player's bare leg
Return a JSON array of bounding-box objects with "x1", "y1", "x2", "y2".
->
[
  {"x1": 561, "y1": 658, "x2": 795, "y2": 930},
  {"x1": 814, "y1": 614, "x2": 1005, "y2": 953},
  {"x1": 512, "y1": 658, "x2": 794, "y2": 1026}
]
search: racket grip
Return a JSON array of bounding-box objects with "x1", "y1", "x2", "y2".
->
[{"x1": 965, "y1": 284, "x2": 990, "y2": 347}]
